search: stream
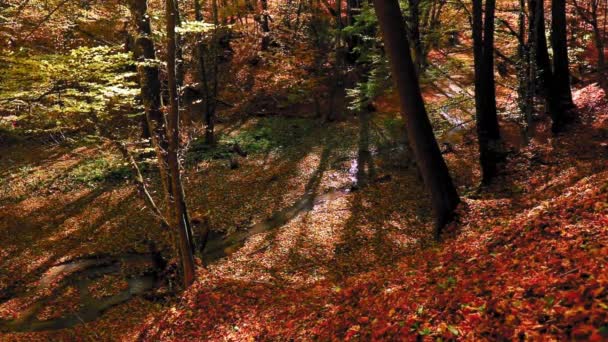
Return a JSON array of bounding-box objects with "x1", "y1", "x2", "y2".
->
[
  {"x1": 0, "y1": 185, "x2": 356, "y2": 333},
  {"x1": 0, "y1": 254, "x2": 159, "y2": 332},
  {"x1": 1, "y1": 149, "x2": 399, "y2": 333}
]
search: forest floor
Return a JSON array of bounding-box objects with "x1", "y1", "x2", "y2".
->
[
  {"x1": 1, "y1": 19, "x2": 608, "y2": 338},
  {"x1": 1, "y1": 81, "x2": 607, "y2": 341},
  {"x1": 0, "y1": 102, "x2": 436, "y2": 340},
  {"x1": 137, "y1": 84, "x2": 608, "y2": 341}
]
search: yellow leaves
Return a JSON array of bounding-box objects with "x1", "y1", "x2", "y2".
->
[
  {"x1": 505, "y1": 314, "x2": 517, "y2": 325},
  {"x1": 593, "y1": 201, "x2": 608, "y2": 212},
  {"x1": 436, "y1": 322, "x2": 460, "y2": 337}
]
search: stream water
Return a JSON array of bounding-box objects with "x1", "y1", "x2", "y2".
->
[
  {"x1": 0, "y1": 255, "x2": 159, "y2": 332},
  {"x1": 1, "y1": 150, "x2": 393, "y2": 333},
  {"x1": 0, "y1": 182, "x2": 357, "y2": 334}
]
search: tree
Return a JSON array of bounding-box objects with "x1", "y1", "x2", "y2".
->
[
  {"x1": 194, "y1": 0, "x2": 219, "y2": 146},
  {"x1": 472, "y1": 0, "x2": 501, "y2": 184},
  {"x1": 529, "y1": 0, "x2": 565, "y2": 133},
  {"x1": 165, "y1": 0, "x2": 196, "y2": 288},
  {"x1": 373, "y1": 0, "x2": 460, "y2": 238},
  {"x1": 573, "y1": 0, "x2": 605, "y2": 75},
  {"x1": 550, "y1": 0, "x2": 575, "y2": 112},
  {"x1": 173, "y1": 0, "x2": 186, "y2": 89},
  {"x1": 193, "y1": 0, "x2": 212, "y2": 250},
  {"x1": 260, "y1": 0, "x2": 271, "y2": 50},
  {"x1": 127, "y1": 0, "x2": 173, "y2": 216},
  {"x1": 516, "y1": 0, "x2": 535, "y2": 143},
  {"x1": 407, "y1": 0, "x2": 425, "y2": 73}
]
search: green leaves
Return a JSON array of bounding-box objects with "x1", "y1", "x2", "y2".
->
[
  {"x1": 177, "y1": 20, "x2": 218, "y2": 35},
  {"x1": 0, "y1": 45, "x2": 138, "y2": 131}
]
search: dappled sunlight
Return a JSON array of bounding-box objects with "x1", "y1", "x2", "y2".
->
[{"x1": 1, "y1": 0, "x2": 607, "y2": 339}]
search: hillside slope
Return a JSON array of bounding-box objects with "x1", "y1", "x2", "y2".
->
[{"x1": 136, "y1": 84, "x2": 608, "y2": 341}]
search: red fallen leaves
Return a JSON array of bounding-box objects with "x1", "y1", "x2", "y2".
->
[
  {"x1": 138, "y1": 90, "x2": 608, "y2": 341},
  {"x1": 142, "y1": 187, "x2": 607, "y2": 339}
]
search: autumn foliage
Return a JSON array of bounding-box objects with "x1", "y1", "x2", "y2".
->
[{"x1": 1, "y1": 0, "x2": 608, "y2": 340}]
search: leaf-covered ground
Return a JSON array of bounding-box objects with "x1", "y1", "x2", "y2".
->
[
  {"x1": 1, "y1": 23, "x2": 607, "y2": 339},
  {"x1": 2, "y1": 82, "x2": 607, "y2": 341},
  {"x1": 119, "y1": 84, "x2": 607, "y2": 341}
]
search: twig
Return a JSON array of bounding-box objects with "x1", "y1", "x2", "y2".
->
[
  {"x1": 89, "y1": 113, "x2": 170, "y2": 228},
  {"x1": 23, "y1": 0, "x2": 71, "y2": 41},
  {"x1": 111, "y1": 139, "x2": 171, "y2": 229}
]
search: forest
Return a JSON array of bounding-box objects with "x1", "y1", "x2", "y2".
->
[{"x1": 0, "y1": 0, "x2": 607, "y2": 340}]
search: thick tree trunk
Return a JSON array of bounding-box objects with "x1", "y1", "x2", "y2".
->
[
  {"x1": 531, "y1": 0, "x2": 552, "y2": 92},
  {"x1": 551, "y1": 0, "x2": 575, "y2": 111},
  {"x1": 473, "y1": 0, "x2": 501, "y2": 184},
  {"x1": 530, "y1": 0, "x2": 565, "y2": 133},
  {"x1": 165, "y1": 0, "x2": 196, "y2": 288},
  {"x1": 373, "y1": 0, "x2": 460, "y2": 238}
]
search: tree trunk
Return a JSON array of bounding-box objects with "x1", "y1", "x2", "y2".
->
[
  {"x1": 591, "y1": 0, "x2": 606, "y2": 73},
  {"x1": 530, "y1": 0, "x2": 565, "y2": 133},
  {"x1": 551, "y1": 0, "x2": 574, "y2": 110},
  {"x1": 407, "y1": 0, "x2": 425, "y2": 73},
  {"x1": 517, "y1": 0, "x2": 533, "y2": 143},
  {"x1": 260, "y1": 0, "x2": 271, "y2": 50},
  {"x1": 206, "y1": 0, "x2": 219, "y2": 145},
  {"x1": 193, "y1": 0, "x2": 211, "y2": 251},
  {"x1": 127, "y1": 0, "x2": 173, "y2": 220},
  {"x1": 373, "y1": 0, "x2": 460, "y2": 238},
  {"x1": 531, "y1": 0, "x2": 552, "y2": 93},
  {"x1": 473, "y1": 0, "x2": 501, "y2": 184},
  {"x1": 592, "y1": 20, "x2": 606, "y2": 74},
  {"x1": 328, "y1": 0, "x2": 345, "y2": 122},
  {"x1": 165, "y1": 0, "x2": 196, "y2": 288},
  {"x1": 173, "y1": 0, "x2": 185, "y2": 89}
]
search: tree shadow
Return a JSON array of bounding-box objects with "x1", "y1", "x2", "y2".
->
[
  {"x1": 203, "y1": 144, "x2": 333, "y2": 264},
  {"x1": 329, "y1": 111, "x2": 432, "y2": 280},
  {"x1": 0, "y1": 183, "x2": 155, "y2": 305},
  {"x1": 186, "y1": 116, "x2": 351, "y2": 255}
]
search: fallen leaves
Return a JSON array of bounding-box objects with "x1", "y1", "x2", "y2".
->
[{"x1": 134, "y1": 84, "x2": 608, "y2": 341}]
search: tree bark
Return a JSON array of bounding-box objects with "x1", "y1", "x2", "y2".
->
[
  {"x1": 472, "y1": 0, "x2": 501, "y2": 184},
  {"x1": 551, "y1": 0, "x2": 574, "y2": 108},
  {"x1": 517, "y1": 0, "x2": 534, "y2": 143},
  {"x1": 529, "y1": 0, "x2": 565, "y2": 133},
  {"x1": 165, "y1": 0, "x2": 196, "y2": 288},
  {"x1": 173, "y1": 0, "x2": 185, "y2": 89},
  {"x1": 407, "y1": 0, "x2": 425, "y2": 73},
  {"x1": 260, "y1": 0, "x2": 271, "y2": 50},
  {"x1": 127, "y1": 0, "x2": 173, "y2": 219},
  {"x1": 373, "y1": 0, "x2": 460, "y2": 238},
  {"x1": 531, "y1": 0, "x2": 552, "y2": 93},
  {"x1": 193, "y1": 0, "x2": 211, "y2": 252},
  {"x1": 205, "y1": 0, "x2": 219, "y2": 145}
]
